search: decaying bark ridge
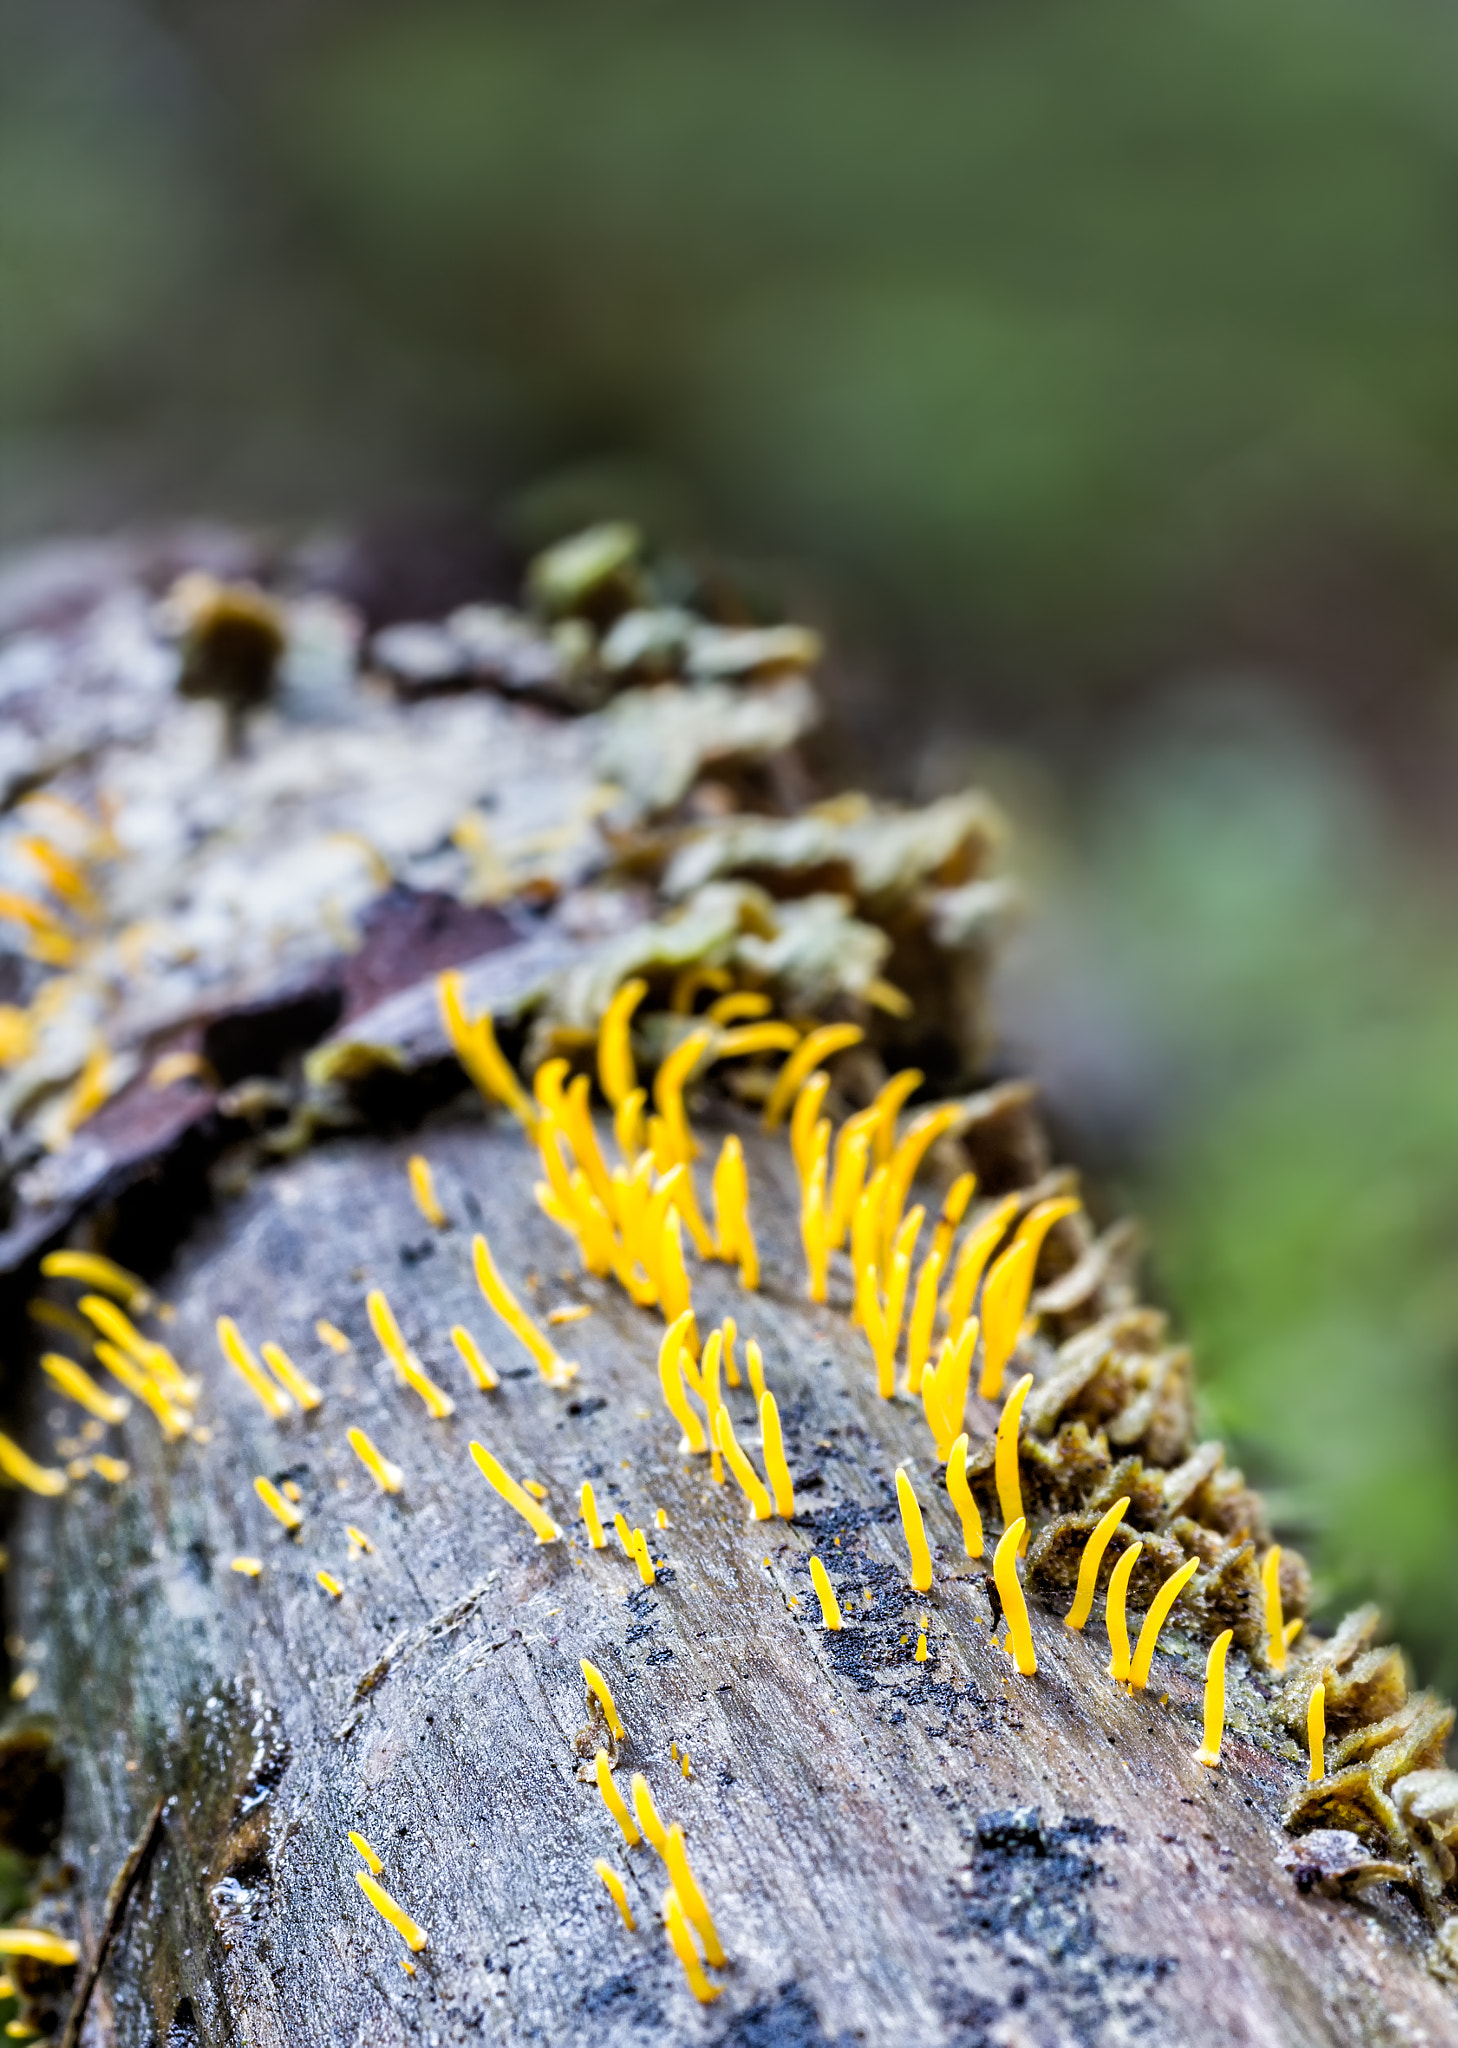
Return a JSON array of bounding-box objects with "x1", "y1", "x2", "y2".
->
[{"x1": 0, "y1": 523, "x2": 1455, "y2": 2046}]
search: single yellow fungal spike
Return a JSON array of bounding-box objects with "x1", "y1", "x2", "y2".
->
[
  {"x1": 631, "y1": 1528, "x2": 656, "y2": 1587},
  {"x1": 721, "y1": 1316, "x2": 740, "y2": 1389},
  {"x1": 598, "y1": 977, "x2": 649, "y2": 1108},
  {"x1": 0, "y1": 1432, "x2": 66, "y2": 1499},
  {"x1": 217, "y1": 1315, "x2": 293, "y2": 1419},
  {"x1": 316, "y1": 1319, "x2": 351, "y2": 1353},
  {"x1": 470, "y1": 1443, "x2": 562, "y2": 1542},
  {"x1": 790, "y1": 1072, "x2": 831, "y2": 1191},
  {"x1": 0, "y1": 1930, "x2": 79, "y2": 1967},
  {"x1": 664, "y1": 1885, "x2": 721, "y2": 2003},
  {"x1": 1197, "y1": 1628, "x2": 1234, "y2": 1767},
  {"x1": 905, "y1": 1247, "x2": 945, "y2": 1396},
  {"x1": 671, "y1": 962, "x2": 732, "y2": 1013},
  {"x1": 346, "y1": 1525, "x2": 374, "y2": 1553},
  {"x1": 316, "y1": 1570, "x2": 344, "y2": 1599},
  {"x1": 654, "y1": 1027, "x2": 714, "y2": 1166},
  {"x1": 614, "y1": 1085, "x2": 647, "y2": 1166},
  {"x1": 631, "y1": 1774, "x2": 668, "y2": 1856},
  {"x1": 355, "y1": 1871, "x2": 427, "y2": 1953},
  {"x1": 582, "y1": 1657, "x2": 626, "y2": 1740},
  {"x1": 347, "y1": 1426, "x2": 403, "y2": 1493},
  {"x1": 254, "y1": 1475, "x2": 302, "y2": 1532},
  {"x1": 700, "y1": 1328, "x2": 725, "y2": 1481},
  {"x1": 349, "y1": 1830, "x2": 383, "y2": 1874},
  {"x1": 944, "y1": 1433, "x2": 984, "y2": 1559},
  {"x1": 1012, "y1": 1193, "x2": 1080, "y2": 1267},
  {"x1": 231, "y1": 1556, "x2": 262, "y2": 1577},
  {"x1": 707, "y1": 989, "x2": 771, "y2": 1025},
  {"x1": 1261, "y1": 1546, "x2": 1287, "y2": 1671},
  {"x1": 407, "y1": 1152, "x2": 447, "y2": 1228},
  {"x1": 93, "y1": 1343, "x2": 187, "y2": 1438},
  {"x1": 260, "y1": 1341, "x2": 323, "y2": 1412},
  {"x1": 1105, "y1": 1540, "x2": 1144, "y2": 1683},
  {"x1": 976, "y1": 1236, "x2": 1038, "y2": 1401},
  {"x1": 895, "y1": 1468, "x2": 933, "y2": 1592},
  {"x1": 1307, "y1": 1679, "x2": 1327, "y2": 1784},
  {"x1": 866, "y1": 1067, "x2": 923, "y2": 1164},
  {"x1": 658, "y1": 1312, "x2": 708, "y2": 1455},
  {"x1": 1063, "y1": 1497, "x2": 1131, "y2": 1631},
  {"x1": 1128, "y1": 1556, "x2": 1200, "y2": 1689},
  {"x1": 595, "y1": 1752, "x2": 641, "y2": 1845},
  {"x1": 472, "y1": 1234, "x2": 577, "y2": 1386},
  {"x1": 800, "y1": 1132, "x2": 831, "y2": 1304},
  {"x1": 656, "y1": 1206, "x2": 696, "y2": 1336},
  {"x1": 594, "y1": 1858, "x2": 636, "y2": 1929},
  {"x1": 931, "y1": 1171, "x2": 977, "y2": 1266},
  {"x1": 915, "y1": 1630, "x2": 928, "y2": 1663},
  {"x1": 28, "y1": 1298, "x2": 95, "y2": 1344},
  {"x1": 438, "y1": 970, "x2": 536, "y2": 1132},
  {"x1": 664, "y1": 1824, "x2": 726, "y2": 1967},
  {"x1": 745, "y1": 1339, "x2": 767, "y2": 1402},
  {"x1": 613, "y1": 1512, "x2": 635, "y2": 1557},
  {"x1": 850, "y1": 1164, "x2": 889, "y2": 1329},
  {"x1": 943, "y1": 1194, "x2": 1019, "y2": 1342},
  {"x1": 40, "y1": 1249, "x2": 152, "y2": 1312},
  {"x1": 993, "y1": 1518, "x2": 1038, "y2": 1676},
  {"x1": 39, "y1": 1352, "x2": 129, "y2": 1424},
  {"x1": 994, "y1": 1373, "x2": 1034, "y2": 1554},
  {"x1": 763, "y1": 1024, "x2": 864, "y2": 1129},
  {"x1": 809, "y1": 1554, "x2": 843, "y2": 1629},
  {"x1": 759, "y1": 1391, "x2": 794, "y2": 1519},
  {"x1": 711, "y1": 1020, "x2": 802, "y2": 1061},
  {"x1": 714, "y1": 1409, "x2": 773, "y2": 1521},
  {"x1": 581, "y1": 1481, "x2": 607, "y2": 1549},
  {"x1": 89, "y1": 1455, "x2": 129, "y2": 1484},
  {"x1": 880, "y1": 1104, "x2": 961, "y2": 1265},
  {"x1": 450, "y1": 1324, "x2": 499, "y2": 1391}
]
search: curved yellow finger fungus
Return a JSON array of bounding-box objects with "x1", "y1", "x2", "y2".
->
[
  {"x1": 596, "y1": 1753, "x2": 641, "y2": 1845},
  {"x1": 598, "y1": 977, "x2": 648, "y2": 1108},
  {"x1": 316, "y1": 1319, "x2": 351, "y2": 1353},
  {"x1": 789, "y1": 1072, "x2": 831, "y2": 1191},
  {"x1": 217, "y1": 1315, "x2": 293, "y2": 1419},
  {"x1": 40, "y1": 1249, "x2": 152, "y2": 1312},
  {"x1": 905, "y1": 1248, "x2": 944, "y2": 1396},
  {"x1": 944, "y1": 1432, "x2": 984, "y2": 1558},
  {"x1": 664, "y1": 1885, "x2": 721, "y2": 2003},
  {"x1": 254, "y1": 1476, "x2": 302, "y2": 1532},
  {"x1": 763, "y1": 1024, "x2": 864, "y2": 1129},
  {"x1": 581, "y1": 1657, "x2": 626, "y2": 1741},
  {"x1": 1128, "y1": 1556, "x2": 1200, "y2": 1690},
  {"x1": 366, "y1": 1288, "x2": 454, "y2": 1416},
  {"x1": 450, "y1": 1324, "x2": 499, "y2": 1391},
  {"x1": 438, "y1": 970, "x2": 536, "y2": 1134},
  {"x1": 659, "y1": 1313, "x2": 708, "y2": 1455},
  {"x1": 472, "y1": 1234, "x2": 577, "y2": 1387},
  {"x1": 347, "y1": 1427, "x2": 403, "y2": 1494},
  {"x1": 1261, "y1": 1545, "x2": 1287, "y2": 1672},
  {"x1": 470, "y1": 1443, "x2": 561, "y2": 1541},
  {"x1": 39, "y1": 1352, "x2": 128, "y2": 1424},
  {"x1": 92, "y1": 1343, "x2": 186, "y2": 1439},
  {"x1": 316, "y1": 1570, "x2": 344, "y2": 1599},
  {"x1": 809, "y1": 1554, "x2": 843, "y2": 1630},
  {"x1": 711, "y1": 1134, "x2": 759, "y2": 1289},
  {"x1": 993, "y1": 1517, "x2": 1037, "y2": 1675},
  {"x1": 0, "y1": 1432, "x2": 68, "y2": 1500},
  {"x1": 594, "y1": 1859, "x2": 636, "y2": 1930},
  {"x1": 895, "y1": 1467, "x2": 933, "y2": 1593},
  {"x1": 355, "y1": 1871, "x2": 427, "y2": 1952},
  {"x1": 581, "y1": 1480, "x2": 607, "y2": 1549},
  {"x1": 994, "y1": 1373, "x2": 1034, "y2": 1552},
  {"x1": 231, "y1": 1556, "x2": 262, "y2": 1578},
  {"x1": 1308, "y1": 1679, "x2": 1327, "y2": 1785},
  {"x1": 654, "y1": 1027, "x2": 713, "y2": 1166},
  {"x1": 715, "y1": 1409, "x2": 773, "y2": 1521},
  {"x1": 407, "y1": 1152, "x2": 447, "y2": 1229},
  {"x1": 706, "y1": 989, "x2": 771, "y2": 1025},
  {"x1": 1063, "y1": 1497, "x2": 1131, "y2": 1632},
  {"x1": 664, "y1": 1824, "x2": 726, "y2": 1967},
  {"x1": 1105, "y1": 1541, "x2": 1144, "y2": 1683},
  {"x1": 349, "y1": 1831, "x2": 383, "y2": 1875},
  {"x1": 631, "y1": 1774, "x2": 669, "y2": 1856},
  {"x1": 943, "y1": 1193, "x2": 1019, "y2": 1341},
  {"x1": 631, "y1": 1527, "x2": 657, "y2": 1587},
  {"x1": 760, "y1": 1391, "x2": 794, "y2": 1519},
  {"x1": 1196, "y1": 1628, "x2": 1234, "y2": 1767},
  {"x1": 976, "y1": 1236, "x2": 1038, "y2": 1402},
  {"x1": 260, "y1": 1342, "x2": 323, "y2": 1413},
  {"x1": 0, "y1": 1930, "x2": 79, "y2": 1966}
]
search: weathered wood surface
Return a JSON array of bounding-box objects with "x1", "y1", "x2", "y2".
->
[{"x1": 15, "y1": 1112, "x2": 1458, "y2": 2047}]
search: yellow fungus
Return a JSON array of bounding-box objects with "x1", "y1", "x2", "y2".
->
[
  {"x1": 89, "y1": 1455, "x2": 129, "y2": 1484},
  {"x1": 450, "y1": 1324, "x2": 499, "y2": 1391},
  {"x1": 40, "y1": 1249, "x2": 151, "y2": 1312},
  {"x1": 1063, "y1": 1497, "x2": 1131, "y2": 1631},
  {"x1": 712, "y1": 1020, "x2": 802, "y2": 1061},
  {"x1": 148, "y1": 1048, "x2": 213, "y2": 1090},
  {"x1": 707, "y1": 989, "x2": 771, "y2": 1025},
  {"x1": 366, "y1": 1288, "x2": 455, "y2": 1416},
  {"x1": 317, "y1": 1570, "x2": 344, "y2": 1599},
  {"x1": 582, "y1": 1658, "x2": 626, "y2": 1740},
  {"x1": 254, "y1": 1475, "x2": 301, "y2": 1531},
  {"x1": 850, "y1": 1164, "x2": 889, "y2": 1329},
  {"x1": 994, "y1": 1373, "x2": 1034, "y2": 1553},
  {"x1": 656, "y1": 1208, "x2": 695, "y2": 1337},
  {"x1": 407, "y1": 1153, "x2": 447, "y2": 1229},
  {"x1": 809, "y1": 1554, "x2": 843, "y2": 1629},
  {"x1": 1284, "y1": 1616, "x2": 1305, "y2": 1651},
  {"x1": 710, "y1": 1134, "x2": 759, "y2": 1289},
  {"x1": 217, "y1": 1316, "x2": 293, "y2": 1419},
  {"x1": 523, "y1": 1479, "x2": 549, "y2": 1500},
  {"x1": 18, "y1": 833, "x2": 95, "y2": 913},
  {"x1": 924, "y1": 1318, "x2": 979, "y2": 1458},
  {"x1": 931, "y1": 1172, "x2": 977, "y2": 1267},
  {"x1": 598, "y1": 978, "x2": 649, "y2": 1107},
  {"x1": 346, "y1": 1525, "x2": 374, "y2": 1552},
  {"x1": 664, "y1": 1885, "x2": 720, "y2": 2003},
  {"x1": 631, "y1": 1527, "x2": 656, "y2": 1586},
  {"x1": 282, "y1": 1479, "x2": 303, "y2": 1502},
  {"x1": 656, "y1": 1506, "x2": 669, "y2": 1529},
  {"x1": 1128, "y1": 1556, "x2": 1200, "y2": 1689},
  {"x1": 880, "y1": 1104, "x2": 961, "y2": 1265},
  {"x1": 670, "y1": 962, "x2": 732, "y2": 1014},
  {"x1": 561, "y1": 1073, "x2": 620, "y2": 1218},
  {"x1": 347, "y1": 1426, "x2": 403, "y2": 1494},
  {"x1": 260, "y1": 1341, "x2": 323, "y2": 1412},
  {"x1": 763, "y1": 1024, "x2": 864, "y2": 1129},
  {"x1": 0, "y1": 1929, "x2": 79, "y2": 1966},
  {"x1": 1261, "y1": 1546, "x2": 1287, "y2": 1671},
  {"x1": 866, "y1": 975, "x2": 914, "y2": 1018},
  {"x1": 976, "y1": 1235, "x2": 1038, "y2": 1401},
  {"x1": 355, "y1": 1871, "x2": 427, "y2": 1953},
  {"x1": 823, "y1": 1118, "x2": 871, "y2": 1256},
  {"x1": 1012, "y1": 1193, "x2": 1080, "y2": 1268},
  {"x1": 470, "y1": 1442, "x2": 562, "y2": 1542},
  {"x1": 944, "y1": 1194, "x2": 1019, "y2": 1341},
  {"x1": 700, "y1": 1327, "x2": 725, "y2": 1482},
  {"x1": 654, "y1": 1027, "x2": 714, "y2": 1166},
  {"x1": 631, "y1": 1774, "x2": 669, "y2": 1855},
  {"x1": 316, "y1": 1319, "x2": 351, "y2": 1353},
  {"x1": 1196, "y1": 1629, "x2": 1234, "y2": 1767},
  {"x1": 0, "y1": 889, "x2": 76, "y2": 959},
  {"x1": 864, "y1": 1067, "x2": 924, "y2": 1165},
  {"x1": 231, "y1": 1556, "x2": 262, "y2": 1577},
  {"x1": 993, "y1": 1518, "x2": 1037, "y2": 1676},
  {"x1": 582, "y1": 1481, "x2": 607, "y2": 1549},
  {"x1": 0, "y1": 1431, "x2": 65, "y2": 1498},
  {"x1": 745, "y1": 1339, "x2": 767, "y2": 1402},
  {"x1": 92, "y1": 1342, "x2": 186, "y2": 1438},
  {"x1": 28, "y1": 1297, "x2": 95, "y2": 1344},
  {"x1": 760, "y1": 1391, "x2": 794, "y2": 1519},
  {"x1": 473, "y1": 1234, "x2": 577, "y2": 1386},
  {"x1": 895, "y1": 1467, "x2": 933, "y2": 1592},
  {"x1": 596, "y1": 1753, "x2": 640, "y2": 1845},
  {"x1": 594, "y1": 1859, "x2": 636, "y2": 1930},
  {"x1": 915, "y1": 1630, "x2": 928, "y2": 1663},
  {"x1": 714, "y1": 1409, "x2": 773, "y2": 1521},
  {"x1": 944, "y1": 1433, "x2": 984, "y2": 1558},
  {"x1": 790, "y1": 1072, "x2": 832, "y2": 1190},
  {"x1": 1307, "y1": 1679, "x2": 1327, "y2": 1784},
  {"x1": 39, "y1": 1352, "x2": 128, "y2": 1424},
  {"x1": 547, "y1": 1303, "x2": 591, "y2": 1327},
  {"x1": 904, "y1": 1247, "x2": 944, "y2": 1396},
  {"x1": 614, "y1": 1512, "x2": 635, "y2": 1558},
  {"x1": 664, "y1": 1825, "x2": 726, "y2": 1966},
  {"x1": 0, "y1": 1006, "x2": 34, "y2": 1068},
  {"x1": 800, "y1": 1130, "x2": 831, "y2": 1304},
  {"x1": 438, "y1": 970, "x2": 536, "y2": 1132},
  {"x1": 614, "y1": 1086, "x2": 647, "y2": 1166},
  {"x1": 658, "y1": 1312, "x2": 708, "y2": 1455},
  {"x1": 349, "y1": 1830, "x2": 383, "y2": 1874},
  {"x1": 1105, "y1": 1541, "x2": 1144, "y2": 1683}
]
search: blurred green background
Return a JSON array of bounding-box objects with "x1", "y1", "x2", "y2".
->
[{"x1": 7, "y1": 0, "x2": 1458, "y2": 1684}]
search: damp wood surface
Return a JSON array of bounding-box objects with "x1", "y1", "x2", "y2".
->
[{"x1": 12, "y1": 1117, "x2": 1458, "y2": 2048}]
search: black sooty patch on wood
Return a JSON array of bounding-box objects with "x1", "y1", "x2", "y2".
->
[
  {"x1": 938, "y1": 1807, "x2": 1176, "y2": 2046},
  {"x1": 710, "y1": 1980, "x2": 854, "y2": 2047}
]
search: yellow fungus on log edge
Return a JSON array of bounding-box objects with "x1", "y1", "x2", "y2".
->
[
  {"x1": 470, "y1": 1443, "x2": 561, "y2": 1542},
  {"x1": 993, "y1": 1518, "x2": 1037, "y2": 1676},
  {"x1": 594, "y1": 1859, "x2": 636, "y2": 1930},
  {"x1": 1197, "y1": 1629, "x2": 1234, "y2": 1767},
  {"x1": 355, "y1": 1871, "x2": 427, "y2": 1952},
  {"x1": 582, "y1": 1658, "x2": 626, "y2": 1741}
]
